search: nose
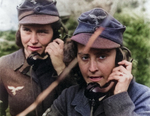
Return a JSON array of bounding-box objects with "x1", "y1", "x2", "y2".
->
[
  {"x1": 30, "y1": 33, "x2": 38, "y2": 44},
  {"x1": 89, "y1": 60, "x2": 98, "y2": 73}
]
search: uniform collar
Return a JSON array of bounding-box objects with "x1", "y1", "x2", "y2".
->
[{"x1": 13, "y1": 49, "x2": 30, "y2": 75}]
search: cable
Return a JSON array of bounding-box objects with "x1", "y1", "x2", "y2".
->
[{"x1": 90, "y1": 99, "x2": 95, "y2": 116}]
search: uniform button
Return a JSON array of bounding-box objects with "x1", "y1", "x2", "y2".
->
[{"x1": 36, "y1": 7, "x2": 40, "y2": 12}]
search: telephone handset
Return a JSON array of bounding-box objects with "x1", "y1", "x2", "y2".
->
[
  {"x1": 27, "y1": 52, "x2": 49, "y2": 66},
  {"x1": 84, "y1": 47, "x2": 133, "y2": 101},
  {"x1": 84, "y1": 81, "x2": 116, "y2": 101},
  {"x1": 116, "y1": 47, "x2": 132, "y2": 66}
]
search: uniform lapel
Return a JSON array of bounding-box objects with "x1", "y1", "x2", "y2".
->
[{"x1": 71, "y1": 87, "x2": 91, "y2": 115}]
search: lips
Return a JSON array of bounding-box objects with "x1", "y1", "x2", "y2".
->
[
  {"x1": 89, "y1": 76, "x2": 103, "y2": 82},
  {"x1": 28, "y1": 46, "x2": 42, "y2": 51}
]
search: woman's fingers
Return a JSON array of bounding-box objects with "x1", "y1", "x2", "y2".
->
[{"x1": 108, "y1": 60, "x2": 133, "y2": 94}]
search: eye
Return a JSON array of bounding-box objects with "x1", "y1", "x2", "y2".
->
[
  {"x1": 81, "y1": 55, "x2": 89, "y2": 61},
  {"x1": 99, "y1": 55, "x2": 106, "y2": 59},
  {"x1": 23, "y1": 27, "x2": 31, "y2": 32}
]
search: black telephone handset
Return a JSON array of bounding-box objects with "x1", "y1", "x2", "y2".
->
[
  {"x1": 84, "y1": 81, "x2": 116, "y2": 101},
  {"x1": 84, "y1": 47, "x2": 132, "y2": 101},
  {"x1": 27, "y1": 52, "x2": 49, "y2": 66}
]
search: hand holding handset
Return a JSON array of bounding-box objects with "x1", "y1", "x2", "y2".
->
[
  {"x1": 26, "y1": 22, "x2": 68, "y2": 66},
  {"x1": 84, "y1": 47, "x2": 132, "y2": 101}
]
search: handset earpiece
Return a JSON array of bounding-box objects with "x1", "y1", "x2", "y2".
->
[
  {"x1": 119, "y1": 46, "x2": 132, "y2": 61},
  {"x1": 58, "y1": 21, "x2": 69, "y2": 42},
  {"x1": 27, "y1": 52, "x2": 49, "y2": 65},
  {"x1": 115, "y1": 47, "x2": 133, "y2": 66}
]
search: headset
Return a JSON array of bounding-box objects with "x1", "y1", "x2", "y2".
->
[
  {"x1": 84, "y1": 46, "x2": 132, "y2": 101},
  {"x1": 84, "y1": 46, "x2": 133, "y2": 116},
  {"x1": 26, "y1": 20, "x2": 68, "y2": 66},
  {"x1": 27, "y1": 52, "x2": 49, "y2": 66}
]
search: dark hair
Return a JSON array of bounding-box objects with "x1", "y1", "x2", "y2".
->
[
  {"x1": 15, "y1": 20, "x2": 64, "y2": 48},
  {"x1": 63, "y1": 40, "x2": 132, "y2": 86}
]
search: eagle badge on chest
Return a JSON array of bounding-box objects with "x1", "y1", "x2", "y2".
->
[{"x1": 8, "y1": 86, "x2": 24, "y2": 95}]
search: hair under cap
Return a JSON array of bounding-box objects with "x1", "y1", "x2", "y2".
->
[
  {"x1": 17, "y1": 0, "x2": 59, "y2": 24},
  {"x1": 71, "y1": 8, "x2": 126, "y2": 49}
]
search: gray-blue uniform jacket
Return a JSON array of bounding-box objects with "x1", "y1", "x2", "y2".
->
[{"x1": 45, "y1": 80, "x2": 150, "y2": 116}]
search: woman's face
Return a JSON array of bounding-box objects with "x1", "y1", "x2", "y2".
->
[
  {"x1": 20, "y1": 24, "x2": 53, "y2": 58},
  {"x1": 77, "y1": 44, "x2": 116, "y2": 86}
]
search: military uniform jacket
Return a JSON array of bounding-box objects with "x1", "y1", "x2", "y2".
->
[
  {"x1": 0, "y1": 49, "x2": 73, "y2": 116},
  {"x1": 46, "y1": 80, "x2": 150, "y2": 116}
]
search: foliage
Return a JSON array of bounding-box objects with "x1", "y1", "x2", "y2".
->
[
  {"x1": 114, "y1": 13, "x2": 150, "y2": 86},
  {"x1": 63, "y1": 16, "x2": 78, "y2": 37},
  {"x1": 0, "y1": 31, "x2": 19, "y2": 57}
]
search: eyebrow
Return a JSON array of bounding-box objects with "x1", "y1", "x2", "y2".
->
[
  {"x1": 22, "y1": 25, "x2": 49, "y2": 31},
  {"x1": 78, "y1": 50, "x2": 111, "y2": 55},
  {"x1": 96, "y1": 50, "x2": 111, "y2": 54},
  {"x1": 78, "y1": 52, "x2": 88, "y2": 55},
  {"x1": 37, "y1": 29, "x2": 49, "y2": 31}
]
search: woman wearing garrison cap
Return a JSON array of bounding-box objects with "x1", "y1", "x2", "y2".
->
[
  {"x1": 0, "y1": 0, "x2": 75, "y2": 116},
  {"x1": 44, "y1": 8, "x2": 150, "y2": 116}
]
